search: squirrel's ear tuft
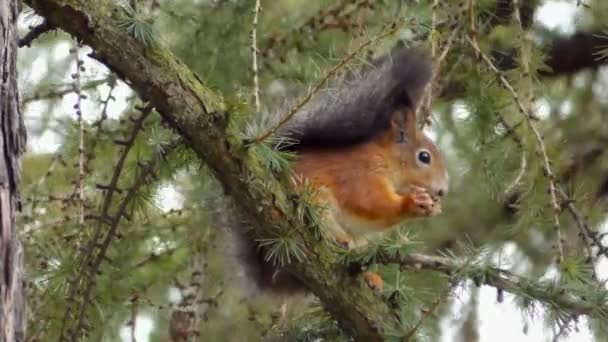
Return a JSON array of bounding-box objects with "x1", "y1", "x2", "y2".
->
[
  {"x1": 404, "y1": 108, "x2": 418, "y2": 139},
  {"x1": 389, "y1": 110, "x2": 408, "y2": 143}
]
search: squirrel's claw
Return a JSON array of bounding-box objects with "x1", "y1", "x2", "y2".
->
[{"x1": 335, "y1": 237, "x2": 352, "y2": 250}]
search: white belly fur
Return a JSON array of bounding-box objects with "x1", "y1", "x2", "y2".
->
[{"x1": 335, "y1": 209, "x2": 389, "y2": 248}]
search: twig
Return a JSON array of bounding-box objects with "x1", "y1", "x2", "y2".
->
[
  {"x1": 404, "y1": 283, "x2": 452, "y2": 341},
  {"x1": 132, "y1": 248, "x2": 177, "y2": 269},
  {"x1": 466, "y1": 34, "x2": 564, "y2": 263},
  {"x1": 252, "y1": 21, "x2": 405, "y2": 144},
  {"x1": 420, "y1": 0, "x2": 440, "y2": 128},
  {"x1": 22, "y1": 78, "x2": 109, "y2": 105},
  {"x1": 84, "y1": 77, "x2": 117, "y2": 176},
  {"x1": 169, "y1": 248, "x2": 207, "y2": 341},
  {"x1": 68, "y1": 140, "x2": 180, "y2": 340},
  {"x1": 500, "y1": 115, "x2": 527, "y2": 196},
  {"x1": 22, "y1": 77, "x2": 116, "y2": 237},
  {"x1": 168, "y1": 229, "x2": 216, "y2": 341},
  {"x1": 514, "y1": 0, "x2": 564, "y2": 263},
  {"x1": 417, "y1": 25, "x2": 460, "y2": 127},
  {"x1": 468, "y1": 0, "x2": 477, "y2": 40},
  {"x1": 251, "y1": 0, "x2": 262, "y2": 112},
  {"x1": 58, "y1": 106, "x2": 153, "y2": 340},
  {"x1": 556, "y1": 186, "x2": 599, "y2": 279},
  {"x1": 552, "y1": 315, "x2": 581, "y2": 342},
  {"x1": 504, "y1": 149, "x2": 527, "y2": 195},
  {"x1": 130, "y1": 298, "x2": 138, "y2": 342},
  {"x1": 71, "y1": 43, "x2": 87, "y2": 227}
]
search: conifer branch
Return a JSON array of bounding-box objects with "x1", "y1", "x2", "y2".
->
[
  {"x1": 58, "y1": 106, "x2": 154, "y2": 340},
  {"x1": 132, "y1": 247, "x2": 178, "y2": 269},
  {"x1": 466, "y1": 34, "x2": 565, "y2": 263},
  {"x1": 168, "y1": 271, "x2": 200, "y2": 341},
  {"x1": 370, "y1": 251, "x2": 608, "y2": 320},
  {"x1": 497, "y1": 112, "x2": 601, "y2": 275},
  {"x1": 67, "y1": 140, "x2": 180, "y2": 340},
  {"x1": 504, "y1": 149, "x2": 527, "y2": 196},
  {"x1": 556, "y1": 186, "x2": 601, "y2": 276},
  {"x1": 511, "y1": 0, "x2": 564, "y2": 263},
  {"x1": 169, "y1": 243, "x2": 209, "y2": 341},
  {"x1": 71, "y1": 43, "x2": 87, "y2": 227},
  {"x1": 417, "y1": 23, "x2": 459, "y2": 128},
  {"x1": 403, "y1": 282, "x2": 452, "y2": 341},
  {"x1": 437, "y1": 31, "x2": 608, "y2": 101}
]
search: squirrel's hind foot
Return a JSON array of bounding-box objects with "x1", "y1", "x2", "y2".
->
[{"x1": 364, "y1": 271, "x2": 384, "y2": 293}]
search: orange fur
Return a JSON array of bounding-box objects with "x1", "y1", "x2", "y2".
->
[
  {"x1": 294, "y1": 141, "x2": 413, "y2": 225},
  {"x1": 290, "y1": 109, "x2": 447, "y2": 249}
]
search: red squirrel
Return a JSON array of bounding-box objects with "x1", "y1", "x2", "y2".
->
[{"x1": 230, "y1": 46, "x2": 448, "y2": 294}]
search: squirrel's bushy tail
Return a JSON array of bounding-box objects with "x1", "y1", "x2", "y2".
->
[
  {"x1": 271, "y1": 45, "x2": 432, "y2": 150},
  {"x1": 206, "y1": 194, "x2": 307, "y2": 294}
]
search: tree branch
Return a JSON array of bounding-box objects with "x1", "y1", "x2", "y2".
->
[
  {"x1": 542, "y1": 31, "x2": 608, "y2": 75},
  {"x1": 19, "y1": 19, "x2": 55, "y2": 48},
  {"x1": 439, "y1": 31, "x2": 608, "y2": 100},
  {"x1": 491, "y1": 31, "x2": 608, "y2": 76},
  {"x1": 478, "y1": 0, "x2": 608, "y2": 76},
  {"x1": 372, "y1": 252, "x2": 608, "y2": 318}
]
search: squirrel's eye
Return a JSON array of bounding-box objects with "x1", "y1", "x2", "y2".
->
[{"x1": 417, "y1": 150, "x2": 431, "y2": 165}]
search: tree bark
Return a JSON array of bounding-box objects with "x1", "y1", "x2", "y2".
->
[{"x1": 0, "y1": 0, "x2": 27, "y2": 341}]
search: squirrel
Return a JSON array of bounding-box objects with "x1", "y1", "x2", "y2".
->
[{"x1": 224, "y1": 45, "x2": 449, "y2": 295}]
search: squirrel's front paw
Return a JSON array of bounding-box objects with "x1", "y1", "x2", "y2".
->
[{"x1": 404, "y1": 186, "x2": 441, "y2": 217}]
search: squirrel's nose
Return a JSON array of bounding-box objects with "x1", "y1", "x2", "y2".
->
[{"x1": 432, "y1": 185, "x2": 447, "y2": 198}]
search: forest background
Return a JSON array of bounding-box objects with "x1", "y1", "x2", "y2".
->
[{"x1": 9, "y1": 0, "x2": 608, "y2": 341}]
